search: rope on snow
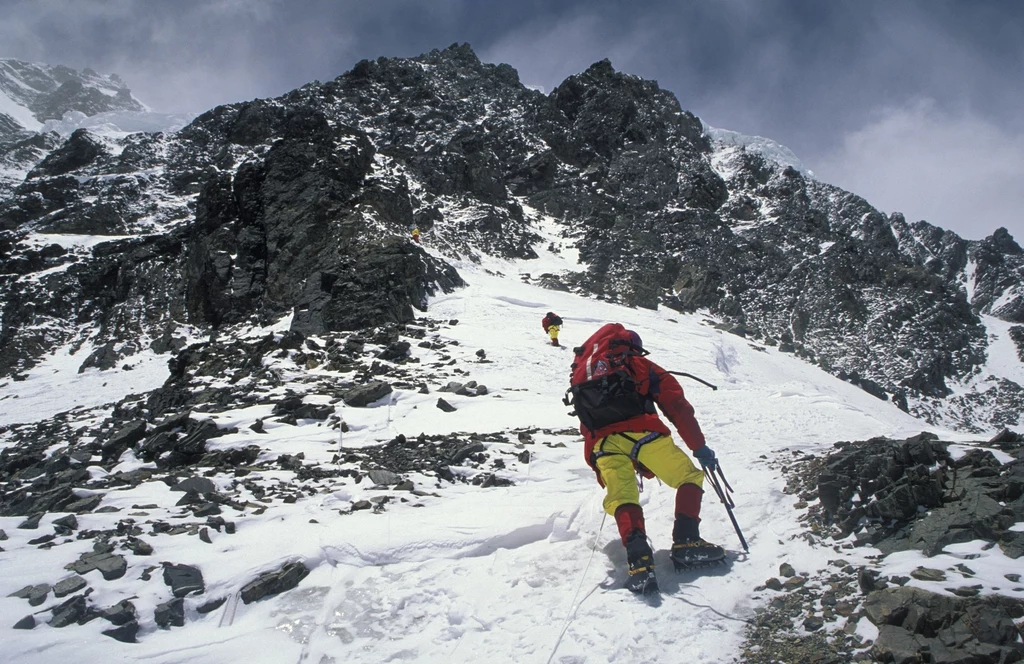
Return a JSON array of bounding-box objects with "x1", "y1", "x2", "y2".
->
[{"x1": 545, "y1": 511, "x2": 607, "y2": 664}]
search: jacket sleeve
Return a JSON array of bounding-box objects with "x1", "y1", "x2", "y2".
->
[{"x1": 644, "y1": 359, "x2": 707, "y2": 450}]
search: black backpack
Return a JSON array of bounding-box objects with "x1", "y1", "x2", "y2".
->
[{"x1": 563, "y1": 323, "x2": 654, "y2": 434}]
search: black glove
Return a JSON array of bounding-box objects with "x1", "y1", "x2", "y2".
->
[{"x1": 693, "y1": 445, "x2": 717, "y2": 473}]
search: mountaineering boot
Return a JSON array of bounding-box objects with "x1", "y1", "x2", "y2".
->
[
  {"x1": 670, "y1": 540, "x2": 726, "y2": 569},
  {"x1": 551, "y1": 338, "x2": 559, "y2": 347},
  {"x1": 670, "y1": 515, "x2": 725, "y2": 570},
  {"x1": 624, "y1": 529, "x2": 658, "y2": 594}
]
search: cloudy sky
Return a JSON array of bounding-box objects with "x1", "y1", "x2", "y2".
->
[{"x1": 3, "y1": 0, "x2": 1022, "y2": 241}]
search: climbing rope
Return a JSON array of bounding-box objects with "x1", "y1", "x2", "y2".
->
[
  {"x1": 545, "y1": 511, "x2": 606, "y2": 664},
  {"x1": 667, "y1": 592, "x2": 754, "y2": 625}
]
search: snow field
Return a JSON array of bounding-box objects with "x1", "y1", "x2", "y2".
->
[{"x1": 1, "y1": 230, "x2": 1014, "y2": 664}]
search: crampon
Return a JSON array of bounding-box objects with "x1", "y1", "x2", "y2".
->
[
  {"x1": 625, "y1": 565, "x2": 659, "y2": 594},
  {"x1": 670, "y1": 540, "x2": 726, "y2": 571}
]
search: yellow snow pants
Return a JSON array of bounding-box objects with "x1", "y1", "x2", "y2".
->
[
  {"x1": 548, "y1": 325, "x2": 560, "y2": 343},
  {"x1": 595, "y1": 432, "x2": 705, "y2": 516}
]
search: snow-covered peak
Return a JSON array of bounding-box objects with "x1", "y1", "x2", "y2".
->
[
  {"x1": 0, "y1": 58, "x2": 146, "y2": 139},
  {"x1": 704, "y1": 122, "x2": 812, "y2": 176}
]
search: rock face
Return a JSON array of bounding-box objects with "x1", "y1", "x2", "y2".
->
[
  {"x1": 865, "y1": 587, "x2": 1024, "y2": 663},
  {"x1": 0, "y1": 43, "x2": 1022, "y2": 429},
  {"x1": 0, "y1": 131, "x2": 62, "y2": 200},
  {"x1": 741, "y1": 434, "x2": 1024, "y2": 664},
  {"x1": 796, "y1": 432, "x2": 1024, "y2": 560}
]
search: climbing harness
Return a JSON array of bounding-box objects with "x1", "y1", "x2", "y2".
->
[{"x1": 589, "y1": 431, "x2": 661, "y2": 469}]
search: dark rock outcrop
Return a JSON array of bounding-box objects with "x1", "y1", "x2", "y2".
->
[
  {"x1": 240, "y1": 562, "x2": 310, "y2": 604},
  {"x1": 865, "y1": 587, "x2": 1024, "y2": 663},
  {"x1": 798, "y1": 433, "x2": 1024, "y2": 559},
  {"x1": 746, "y1": 435, "x2": 1024, "y2": 663}
]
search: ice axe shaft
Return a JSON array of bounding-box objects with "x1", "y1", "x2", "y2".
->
[
  {"x1": 666, "y1": 371, "x2": 718, "y2": 390},
  {"x1": 705, "y1": 464, "x2": 749, "y2": 553}
]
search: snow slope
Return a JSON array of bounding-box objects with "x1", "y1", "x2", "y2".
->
[
  {"x1": 1, "y1": 222, "x2": 1018, "y2": 664},
  {"x1": 0, "y1": 85, "x2": 42, "y2": 132}
]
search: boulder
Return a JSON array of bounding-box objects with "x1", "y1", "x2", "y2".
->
[
  {"x1": 240, "y1": 562, "x2": 310, "y2": 604},
  {"x1": 341, "y1": 381, "x2": 392, "y2": 407},
  {"x1": 162, "y1": 563, "x2": 205, "y2": 598}
]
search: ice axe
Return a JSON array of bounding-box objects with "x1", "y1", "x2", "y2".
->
[{"x1": 704, "y1": 462, "x2": 749, "y2": 553}]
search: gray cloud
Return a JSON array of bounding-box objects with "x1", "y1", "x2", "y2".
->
[
  {"x1": 815, "y1": 99, "x2": 1024, "y2": 241},
  {"x1": 2, "y1": 0, "x2": 1021, "y2": 241}
]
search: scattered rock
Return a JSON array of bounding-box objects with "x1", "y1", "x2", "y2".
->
[
  {"x1": 171, "y1": 476, "x2": 218, "y2": 494},
  {"x1": 9, "y1": 583, "x2": 50, "y2": 606},
  {"x1": 17, "y1": 513, "x2": 43, "y2": 529},
  {"x1": 782, "y1": 576, "x2": 806, "y2": 591},
  {"x1": 13, "y1": 615, "x2": 35, "y2": 630},
  {"x1": 802, "y1": 616, "x2": 824, "y2": 631},
  {"x1": 197, "y1": 597, "x2": 227, "y2": 614},
  {"x1": 154, "y1": 597, "x2": 184, "y2": 629},
  {"x1": 240, "y1": 562, "x2": 310, "y2": 604},
  {"x1": 66, "y1": 550, "x2": 127, "y2": 580},
  {"x1": 368, "y1": 469, "x2": 400, "y2": 486},
  {"x1": 103, "y1": 620, "x2": 139, "y2": 643},
  {"x1": 910, "y1": 567, "x2": 946, "y2": 582},
  {"x1": 52, "y1": 514, "x2": 78, "y2": 534},
  {"x1": 449, "y1": 442, "x2": 485, "y2": 464},
  {"x1": 163, "y1": 563, "x2": 205, "y2": 597},
  {"x1": 101, "y1": 599, "x2": 137, "y2": 626},
  {"x1": 49, "y1": 594, "x2": 91, "y2": 628},
  {"x1": 100, "y1": 420, "x2": 148, "y2": 462},
  {"x1": 128, "y1": 537, "x2": 154, "y2": 555},
  {"x1": 341, "y1": 381, "x2": 392, "y2": 407},
  {"x1": 53, "y1": 576, "x2": 88, "y2": 598}
]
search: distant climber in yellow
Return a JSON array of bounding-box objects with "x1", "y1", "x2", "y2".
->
[{"x1": 542, "y1": 311, "x2": 562, "y2": 347}]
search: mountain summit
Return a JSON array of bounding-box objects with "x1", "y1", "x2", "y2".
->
[{"x1": 0, "y1": 43, "x2": 1022, "y2": 430}]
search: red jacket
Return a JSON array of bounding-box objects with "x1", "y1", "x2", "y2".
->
[
  {"x1": 542, "y1": 313, "x2": 560, "y2": 332},
  {"x1": 581, "y1": 356, "x2": 706, "y2": 471}
]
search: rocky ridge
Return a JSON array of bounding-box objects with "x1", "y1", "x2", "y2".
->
[{"x1": 0, "y1": 44, "x2": 1022, "y2": 430}]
